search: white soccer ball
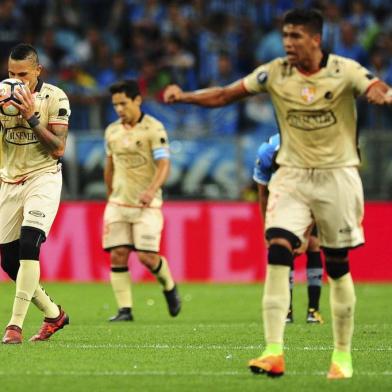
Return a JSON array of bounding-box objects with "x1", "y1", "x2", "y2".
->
[{"x1": 0, "y1": 78, "x2": 25, "y2": 116}]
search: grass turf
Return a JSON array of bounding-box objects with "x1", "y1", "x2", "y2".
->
[{"x1": 0, "y1": 282, "x2": 391, "y2": 392}]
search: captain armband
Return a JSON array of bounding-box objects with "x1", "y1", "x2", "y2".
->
[{"x1": 153, "y1": 147, "x2": 170, "y2": 160}]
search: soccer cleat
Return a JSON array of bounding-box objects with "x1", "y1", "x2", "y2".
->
[
  {"x1": 248, "y1": 354, "x2": 285, "y2": 377},
  {"x1": 2, "y1": 325, "x2": 22, "y2": 344},
  {"x1": 286, "y1": 309, "x2": 294, "y2": 324},
  {"x1": 327, "y1": 362, "x2": 353, "y2": 379},
  {"x1": 306, "y1": 308, "x2": 324, "y2": 324},
  {"x1": 109, "y1": 307, "x2": 134, "y2": 322},
  {"x1": 29, "y1": 307, "x2": 69, "y2": 342},
  {"x1": 163, "y1": 285, "x2": 181, "y2": 317},
  {"x1": 327, "y1": 351, "x2": 353, "y2": 379}
]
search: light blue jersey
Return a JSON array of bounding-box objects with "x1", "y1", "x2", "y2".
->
[{"x1": 253, "y1": 133, "x2": 280, "y2": 185}]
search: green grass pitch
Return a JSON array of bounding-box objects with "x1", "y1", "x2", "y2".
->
[{"x1": 0, "y1": 282, "x2": 391, "y2": 391}]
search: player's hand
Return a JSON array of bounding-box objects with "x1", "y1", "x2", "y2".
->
[
  {"x1": 13, "y1": 82, "x2": 35, "y2": 119},
  {"x1": 163, "y1": 84, "x2": 183, "y2": 103},
  {"x1": 366, "y1": 82, "x2": 392, "y2": 105},
  {"x1": 139, "y1": 189, "x2": 154, "y2": 207}
]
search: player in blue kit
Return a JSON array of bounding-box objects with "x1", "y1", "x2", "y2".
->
[{"x1": 253, "y1": 134, "x2": 323, "y2": 324}]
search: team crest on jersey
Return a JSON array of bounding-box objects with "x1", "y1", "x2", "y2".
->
[{"x1": 301, "y1": 86, "x2": 316, "y2": 103}]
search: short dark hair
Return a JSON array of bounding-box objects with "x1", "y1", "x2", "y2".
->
[
  {"x1": 109, "y1": 80, "x2": 140, "y2": 99},
  {"x1": 10, "y1": 43, "x2": 39, "y2": 64},
  {"x1": 283, "y1": 8, "x2": 323, "y2": 35}
]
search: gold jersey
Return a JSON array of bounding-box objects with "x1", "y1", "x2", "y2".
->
[
  {"x1": 105, "y1": 113, "x2": 170, "y2": 208},
  {"x1": 243, "y1": 53, "x2": 378, "y2": 168},
  {"x1": 0, "y1": 79, "x2": 70, "y2": 182}
]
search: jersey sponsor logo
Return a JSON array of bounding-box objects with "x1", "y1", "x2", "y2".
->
[
  {"x1": 300, "y1": 86, "x2": 316, "y2": 103},
  {"x1": 126, "y1": 153, "x2": 147, "y2": 168},
  {"x1": 257, "y1": 71, "x2": 268, "y2": 85},
  {"x1": 286, "y1": 110, "x2": 337, "y2": 130},
  {"x1": 5, "y1": 126, "x2": 39, "y2": 145},
  {"x1": 28, "y1": 210, "x2": 46, "y2": 218}
]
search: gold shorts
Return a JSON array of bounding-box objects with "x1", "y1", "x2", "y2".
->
[
  {"x1": 0, "y1": 171, "x2": 62, "y2": 243},
  {"x1": 102, "y1": 202, "x2": 163, "y2": 252},
  {"x1": 266, "y1": 166, "x2": 364, "y2": 249}
]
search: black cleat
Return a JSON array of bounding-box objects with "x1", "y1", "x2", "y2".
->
[
  {"x1": 285, "y1": 309, "x2": 294, "y2": 324},
  {"x1": 163, "y1": 285, "x2": 181, "y2": 317},
  {"x1": 109, "y1": 307, "x2": 134, "y2": 322}
]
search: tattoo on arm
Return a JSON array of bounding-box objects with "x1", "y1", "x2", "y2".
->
[{"x1": 31, "y1": 124, "x2": 68, "y2": 158}]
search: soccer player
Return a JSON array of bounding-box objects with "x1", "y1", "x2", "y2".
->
[
  {"x1": 0, "y1": 43, "x2": 71, "y2": 344},
  {"x1": 254, "y1": 133, "x2": 323, "y2": 324},
  {"x1": 164, "y1": 8, "x2": 392, "y2": 379},
  {"x1": 103, "y1": 79, "x2": 181, "y2": 322}
]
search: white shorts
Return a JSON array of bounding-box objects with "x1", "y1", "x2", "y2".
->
[
  {"x1": 0, "y1": 171, "x2": 62, "y2": 243},
  {"x1": 102, "y1": 202, "x2": 163, "y2": 252},
  {"x1": 266, "y1": 166, "x2": 364, "y2": 249}
]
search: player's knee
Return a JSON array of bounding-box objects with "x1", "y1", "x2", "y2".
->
[
  {"x1": 268, "y1": 244, "x2": 293, "y2": 267},
  {"x1": 137, "y1": 251, "x2": 159, "y2": 270},
  {"x1": 0, "y1": 240, "x2": 20, "y2": 280},
  {"x1": 110, "y1": 246, "x2": 130, "y2": 266},
  {"x1": 324, "y1": 248, "x2": 349, "y2": 279},
  {"x1": 266, "y1": 227, "x2": 301, "y2": 250},
  {"x1": 19, "y1": 227, "x2": 46, "y2": 261}
]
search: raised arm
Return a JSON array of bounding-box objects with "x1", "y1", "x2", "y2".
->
[
  {"x1": 365, "y1": 80, "x2": 392, "y2": 105},
  {"x1": 163, "y1": 80, "x2": 251, "y2": 107}
]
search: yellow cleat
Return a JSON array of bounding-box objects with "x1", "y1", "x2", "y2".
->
[
  {"x1": 248, "y1": 354, "x2": 285, "y2": 377},
  {"x1": 306, "y1": 308, "x2": 324, "y2": 324}
]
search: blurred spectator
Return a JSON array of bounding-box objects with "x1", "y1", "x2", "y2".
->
[
  {"x1": 138, "y1": 55, "x2": 172, "y2": 100},
  {"x1": 206, "y1": 52, "x2": 242, "y2": 136},
  {"x1": 322, "y1": 2, "x2": 342, "y2": 52},
  {"x1": 197, "y1": 12, "x2": 239, "y2": 86},
  {"x1": 335, "y1": 21, "x2": 368, "y2": 65},
  {"x1": 161, "y1": 34, "x2": 197, "y2": 91},
  {"x1": 255, "y1": 16, "x2": 285, "y2": 64},
  {"x1": 36, "y1": 28, "x2": 68, "y2": 70},
  {"x1": 0, "y1": 0, "x2": 24, "y2": 63}
]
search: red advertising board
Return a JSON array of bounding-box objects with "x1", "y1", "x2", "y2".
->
[{"x1": 0, "y1": 201, "x2": 391, "y2": 282}]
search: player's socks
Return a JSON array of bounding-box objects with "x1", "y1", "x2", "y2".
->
[
  {"x1": 110, "y1": 266, "x2": 132, "y2": 309},
  {"x1": 327, "y1": 350, "x2": 353, "y2": 379},
  {"x1": 32, "y1": 285, "x2": 61, "y2": 319},
  {"x1": 8, "y1": 260, "x2": 40, "y2": 328},
  {"x1": 263, "y1": 265, "x2": 291, "y2": 345},
  {"x1": 152, "y1": 256, "x2": 175, "y2": 291},
  {"x1": 306, "y1": 251, "x2": 323, "y2": 311},
  {"x1": 329, "y1": 273, "x2": 356, "y2": 352}
]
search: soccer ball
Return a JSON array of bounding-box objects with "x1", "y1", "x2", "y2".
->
[{"x1": 0, "y1": 78, "x2": 24, "y2": 116}]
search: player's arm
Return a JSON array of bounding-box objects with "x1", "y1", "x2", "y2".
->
[
  {"x1": 14, "y1": 86, "x2": 67, "y2": 158},
  {"x1": 139, "y1": 158, "x2": 170, "y2": 207},
  {"x1": 257, "y1": 183, "x2": 269, "y2": 220},
  {"x1": 365, "y1": 80, "x2": 392, "y2": 105},
  {"x1": 104, "y1": 155, "x2": 114, "y2": 198},
  {"x1": 163, "y1": 80, "x2": 251, "y2": 107}
]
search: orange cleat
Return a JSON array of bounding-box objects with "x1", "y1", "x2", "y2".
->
[
  {"x1": 327, "y1": 362, "x2": 353, "y2": 379},
  {"x1": 2, "y1": 325, "x2": 22, "y2": 344},
  {"x1": 248, "y1": 354, "x2": 285, "y2": 377},
  {"x1": 29, "y1": 307, "x2": 69, "y2": 342}
]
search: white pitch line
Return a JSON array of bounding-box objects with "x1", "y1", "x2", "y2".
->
[
  {"x1": 47, "y1": 343, "x2": 392, "y2": 352},
  {"x1": 0, "y1": 370, "x2": 390, "y2": 377}
]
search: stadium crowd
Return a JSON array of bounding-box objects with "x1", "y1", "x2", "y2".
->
[{"x1": 1, "y1": 0, "x2": 392, "y2": 134}]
